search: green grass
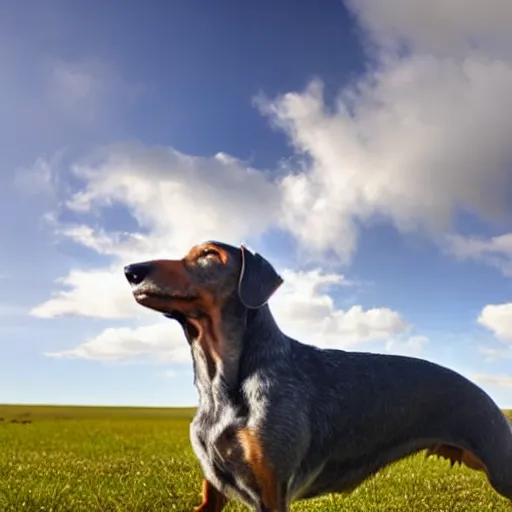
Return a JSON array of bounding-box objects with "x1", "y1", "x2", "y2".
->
[{"x1": 0, "y1": 405, "x2": 511, "y2": 511}]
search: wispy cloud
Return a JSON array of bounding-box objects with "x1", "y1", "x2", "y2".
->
[
  {"x1": 386, "y1": 335, "x2": 429, "y2": 358},
  {"x1": 471, "y1": 373, "x2": 512, "y2": 388},
  {"x1": 14, "y1": 152, "x2": 66, "y2": 198},
  {"x1": 44, "y1": 58, "x2": 147, "y2": 127},
  {"x1": 445, "y1": 233, "x2": 512, "y2": 277},
  {"x1": 479, "y1": 346, "x2": 512, "y2": 362}
]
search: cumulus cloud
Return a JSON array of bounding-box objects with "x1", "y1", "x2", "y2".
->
[
  {"x1": 66, "y1": 142, "x2": 281, "y2": 257},
  {"x1": 45, "y1": 268, "x2": 413, "y2": 363},
  {"x1": 259, "y1": 55, "x2": 512, "y2": 261},
  {"x1": 270, "y1": 269, "x2": 409, "y2": 348},
  {"x1": 477, "y1": 303, "x2": 512, "y2": 362},
  {"x1": 46, "y1": 321, "x2": 189, "y2": 364},
  {"x1": 445, "y1": 233, "x2": 512, "y2": 277},
  {"x1": 31, "y1": 266, "x2": 144, "y2": 319},
  {"x1": 346, "y1": 0, "x2": 512, "y2": 56},
  {"x1": 478, "y1": 303, "x2": 512, "y2": 341}
]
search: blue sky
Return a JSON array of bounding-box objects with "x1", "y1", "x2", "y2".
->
[{"x1": 2, "y1": 0, "x2": 512, "y2": 408}]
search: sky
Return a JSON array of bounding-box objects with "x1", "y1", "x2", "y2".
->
[{"x1": 1, "y1": 0, "x2": 512, "y2": 408}]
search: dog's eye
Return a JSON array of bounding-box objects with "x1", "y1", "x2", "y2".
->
[{"x1": 200, "y1": 249, "x2": 218, "y2": 259}]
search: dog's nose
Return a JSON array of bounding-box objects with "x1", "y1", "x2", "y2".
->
[{"x1": 124, "y1": 262, "x2": 154, "y2": 285}]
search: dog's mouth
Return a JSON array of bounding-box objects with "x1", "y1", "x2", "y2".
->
[{"x1": 133, "y1": 290, "x2": 197, "y2": 303}]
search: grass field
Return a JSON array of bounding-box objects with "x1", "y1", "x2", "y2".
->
[{"x1": 1, "y1": 405, "x2": 511, "y2": 511}]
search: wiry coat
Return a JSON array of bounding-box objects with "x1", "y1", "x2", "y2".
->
[{"x1": 124, "y1": 241, "x2": 512, "y2": 511}]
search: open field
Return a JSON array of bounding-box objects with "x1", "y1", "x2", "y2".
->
[{"x1": 0, "y1": 404, "x2": 511, "y2": 511}]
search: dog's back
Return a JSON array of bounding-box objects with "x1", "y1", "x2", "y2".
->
[{"x1": 239, "y1": 326, "x2": 512, "y2": 502}]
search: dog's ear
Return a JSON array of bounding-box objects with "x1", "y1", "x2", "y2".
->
[{"x1": 237, "y1": 245, "x2": 283, "y2": 309}]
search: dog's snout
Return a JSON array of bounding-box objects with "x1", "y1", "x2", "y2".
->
[{"x1": 124, "y1": 262, "x2": 154, "y2": 285}]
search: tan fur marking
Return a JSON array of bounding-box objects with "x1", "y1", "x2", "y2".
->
[
  {"x1": 186, "y1": 311, "x2": 222, "y2": 380},
  {"x1": 238, "y1": 428, "x2": 279, "y2": 510},
  {"x1": 171, "y1": 289, "x2": 224, "y2": 353},
  {"x1": 196, "y1": 292, "x2": 225, "y2": 357},
  {"x1": 186, "y1": 243, "x2": 228, "y2": 265},
  {"x1": 149, "y1": 251, "x2": 228, "y2": 373},
  {"x1": 194, "y1": 479, "x2": 228, "y2": 512},
  {"x1": 427, "y1": 443, "x2": 487, "y2": 472},
  {"x1": 461, "y1": 449, "x2": 486, "y2": 471},
  {"x1": 213, "y1": 246, "x2": 228, "y2": 264},
  {"x1": 206, "y1": 299, "x2": 226, "y2": 357}
]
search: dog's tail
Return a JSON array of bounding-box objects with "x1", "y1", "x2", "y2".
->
[
  {"x1": 426, "y1": 409, "x2": 512, "y2": 499},
  {"x1": 493, "y1": 411, "x2": 512, "y2": 500}
]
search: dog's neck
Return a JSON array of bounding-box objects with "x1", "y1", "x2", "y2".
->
[
  {"x1": 181, "y1": 300, "x2": 287, "y2": 408},
  {"x1": 243, "y1": 305, "x2": 288, "y2": 360}
]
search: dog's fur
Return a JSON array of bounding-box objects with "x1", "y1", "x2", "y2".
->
[{"x1": 124, "y1": 241, "x2": 512, "y2": 511}]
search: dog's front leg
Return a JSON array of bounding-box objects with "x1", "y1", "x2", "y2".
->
[
  {"x1": 256, "y1": 495, "x2": 288, "y2": 512},
  {"x1": 194, "y1": 479, "x2": 228, "y2": 512}
]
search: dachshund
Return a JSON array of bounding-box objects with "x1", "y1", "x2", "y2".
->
[{"x1": 124, "y1": 240, "x2": 512, "y2": 511}]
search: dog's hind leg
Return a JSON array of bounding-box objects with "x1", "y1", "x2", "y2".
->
[{"x1": 428, "y1": 410, "x2": 512, "y2": 501}]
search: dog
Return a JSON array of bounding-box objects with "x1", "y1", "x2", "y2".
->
[{"x1": 124, "y1": 241, "x2": 512, "y2": 511}]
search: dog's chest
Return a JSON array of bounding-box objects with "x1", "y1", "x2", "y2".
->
[{"x1": 190, "y1": 401, "x2": 245, "y2": 479}]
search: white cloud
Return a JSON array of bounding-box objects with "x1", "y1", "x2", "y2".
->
[
  {"x1": 471, "y1": 373, "x2": 512, "y2": 388},
  {"x1": 66, "y1": 142, "x2": 281, "y2": 257},
  {"x1": 478, "y1": 303, "x2": 512, "y2": 341},
  {"x1": 45, "y1": 268, "x2": 413, "y2": 363},
  {"x1": 46, "y1": 321, "x2": 189, "y2": 364},
  {"x1": 272, "y1": 268, "x2": 409, "y2": 348},
  {"x1": 477, "y1": 303, "x2": 512, "y2": 362},
  {"x1": 346, "y1": 0, "x2": 512, "y2": 57},
  {"x1": 445, "y1": 233, "x2": 512, "y2": 276},
  {"x1": 260, "y1": 53, "x2": 512, "y2": 261},
  {"x1": 56, "y1": 225, "x2": 158, "y2": 262},
  {"x1": 31, "y1": 266, "x2": 143, "y2": 319}
]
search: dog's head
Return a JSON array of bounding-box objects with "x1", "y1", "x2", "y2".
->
[{"x1": 123, "y1": 241, "x2": 283, "y2": 325}]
